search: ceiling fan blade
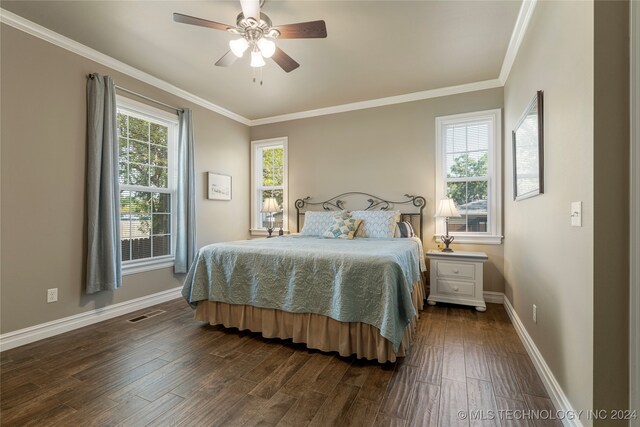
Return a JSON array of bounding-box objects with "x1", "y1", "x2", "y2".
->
[
  {"x1": 173, "y1": 13, "x2": 232, "y2": 31},
  {"x1": 272, "y1": 20, "x2": 327, "y2": 39},
  {"x1": 271, "y1": 47, "x2": 300, "y2": 73},
  {"x1": 215, "y1": 50, "x2": 239, "y2": 67},
  {"x1": 240, "y1": 0, "x2": 260, "y2": 20}
]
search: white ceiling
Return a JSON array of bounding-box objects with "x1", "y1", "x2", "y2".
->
[{"x1": 1, "y1": 1, "x2": 522, "y2": 121}]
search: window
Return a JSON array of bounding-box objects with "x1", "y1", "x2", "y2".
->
[
  {"x1": 251, "y1": 137, "x2": 288, "y2": 235},
  {"x1": 117, "y1": 97, "x2": 178, "y2": 273},
  {"x1": 435, "y1": 109, "x2": 502, "y2": 244}
]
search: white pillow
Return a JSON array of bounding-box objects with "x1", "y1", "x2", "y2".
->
[
  {"x1": 350, "y1": 210, "x2": 401, "y2": 238},
  {"x1": 300, "y1": 211, "x2": 347, "y2": 236}
]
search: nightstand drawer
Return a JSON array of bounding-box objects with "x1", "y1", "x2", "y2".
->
[
  {"x1": 436, "y1": 261, "x2": 475, "y2": 280},
  {"x1": 436, "y1": 279, "x2": 476, "y2": 297}
]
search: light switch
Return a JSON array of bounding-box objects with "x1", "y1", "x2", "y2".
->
[{"x1": 571, "y1": 201, "x2": 582, "y2": 227}]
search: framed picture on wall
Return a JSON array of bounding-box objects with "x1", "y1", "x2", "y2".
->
[
  {"x1": 512, "y1": 90, "x2": 544, "y2": 201},
  {"x1": 207, "y1": 172, "x2": 232, "y2": 201}
]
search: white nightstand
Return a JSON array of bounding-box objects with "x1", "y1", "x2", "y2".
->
[{"x1": 426, "y1": 250, "x2": 488, "y2": 312}]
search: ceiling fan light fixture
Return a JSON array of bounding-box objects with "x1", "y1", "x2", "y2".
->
[
  {"x1": 257, "y1": 38, "x2": 276, "y2": 58},
  {"x1": 229, "y1": 37, "x2": 249, "y2": 57},
  {"x1": 250, "y1": 50, "x2": 266, "y2": 67}
]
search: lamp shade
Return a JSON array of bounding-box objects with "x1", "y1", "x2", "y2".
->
[
  {"x1": 434, "y1": 198, "x2": 461, "y2": 218},
  {"x1": 250, "y1": 50, "x2": 266, "y2": 68},
  {"x1": 260, "y1": 197, "x2": 280, "y2": 213},
  {"x1": 257, "y1": 38, "x2": 276, "y2": 58},
  {"x1": 229, "y1": 38, "x2": 249, "y2": 58}
]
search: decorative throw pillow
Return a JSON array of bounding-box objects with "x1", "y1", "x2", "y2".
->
[
  {"x1": 323, "y1": 217, "x2": 363, "y2": 239},
  {"x1": 396, "y1": 221, "x2": 416, "y2": 238},
  {"x1": 350, "y1": 210, "x2": 401, "y2": 238},
  {"x1": 301, "y1": 210, "x2": 348, "y2": 236}
]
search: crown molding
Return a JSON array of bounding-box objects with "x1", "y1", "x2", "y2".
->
[
  {"x1": 0, "y1": 8, "x2": 252, "y2": 126},
  {"x1": 249, "y1": 78, "x2": 503, "y2": 126},
  {"x1": 499, "y1": 0, "x2": 538, "y2": 85}
]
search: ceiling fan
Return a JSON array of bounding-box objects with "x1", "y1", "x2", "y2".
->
[{"x1": 173, "y1": 0, "x2": 327, "y2": 73}]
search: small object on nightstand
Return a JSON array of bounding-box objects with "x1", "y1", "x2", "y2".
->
[
  {"x1": 434, "y1": 198, "x2": 461, "y2": 252},
  {"x1": 261, "y1": 197, "x2": 280, "y2": 238},
  {"x1": 426, "y1": 249, "x2": 488, "y2": 311}
]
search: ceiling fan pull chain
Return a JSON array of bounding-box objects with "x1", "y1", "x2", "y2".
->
[
  {"x1": 260, "y1": 67, "x2": 263, "y2": 86},
  {"x1": 253, "y1": 67, "x2": 256, "y2": 83}
]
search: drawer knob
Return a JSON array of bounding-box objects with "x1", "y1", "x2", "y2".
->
[
  {"x1": 453, "y1": 286, "x2": 459, "y2": 292},
  {"x1": 453, "y1": 269, "x2": 459, "y2": 274}
]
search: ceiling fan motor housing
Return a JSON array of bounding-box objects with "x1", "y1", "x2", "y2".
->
[{"x1": 233, "y1": 12, "x2": 281, "y2": 40}]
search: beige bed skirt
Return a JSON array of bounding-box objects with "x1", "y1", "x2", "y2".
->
[{"x1": 194, "y1": 280, "x2": 425, "y2": 363}]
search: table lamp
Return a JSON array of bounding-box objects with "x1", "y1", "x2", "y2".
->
[
  {"x1": 261, "y1": 197, "x2": 280, "y2": 237},
  {"x1": 434, "y1": 198, "x2": 461, "y2": 252}
]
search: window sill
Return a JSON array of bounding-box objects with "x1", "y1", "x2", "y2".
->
[
  {"x1": 432, "y1": 234, "x2": 503, "y2": 245},
  {"x1": 250, "y1": 228, "x2": 290, "y2": 237},
  {"x1": 122, "y1": 258, "x2": 175, "y2": 275}
]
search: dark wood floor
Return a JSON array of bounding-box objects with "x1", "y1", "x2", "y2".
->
[{"x1": 0, "y1": 299, "x2": 558, "y2": 426}]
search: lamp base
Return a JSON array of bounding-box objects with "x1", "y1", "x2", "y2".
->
[
  {"x1": 440, "y1": 235, "x2": 455, "y2": 252},
  {"x1": 267, "y1": 227, "x2": 274, "y2": 238}
]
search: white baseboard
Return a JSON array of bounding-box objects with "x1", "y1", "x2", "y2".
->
[
  {"x1": 484, "y1": 291, "x2": 505, "y2": 304},
  {"x1": 503, "y1": 297, "x2": 581, "y2": 427},
  {"x1": 0, "y1": 287, "x2": 183, "y2": 352}
]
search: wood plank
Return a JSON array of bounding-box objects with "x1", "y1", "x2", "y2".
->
[
  {"x1": 358, "y1": 364, "x2": 396, "y2": 403},
  {"x1": 245, "y1": 391, "x2": 298, "y2": 426},
  {"x1": 496, "y1": 396, "x2": 534, "y2": 427},
  {"x1": 309, "y1": 355, "x2": 352, "y2": 395},
  {"x1": 416, "y1": 320, "x2": 446, "y2": 346},
  {"x1": 379, "y1": 364, "x2": 418, "y2": 419},
  {"x1": 309, "y1": 382, "x2": 360, "y2": 426},
  {"x1": 416, "y1": 346, "x2": 443, "y2": 385},
  {"x1": 508, "y1": 354, "x2": 548, "y2": 398},
  {"x1": 438, "y1": 379, "x2": 469, "y2": 427},
  {"x1": 442, "y1": 344, "x2": 466, "y2": 382},
  {"x1": 464, "y1": 343, "x2": 491, "y2": 381},
  {"x1": 115, "y1": 393, "x2": 184, "y2": 427},
  {"x1": 486, "y1": 354, "x2": 522, "y2": 400},
  {"x1": 340, "y1": 358, "x2": 374, "y2": 388},
  {"x1": 277, "y1": 390, "x2": 328, "y2": 426},
  {"x1": 523, "y1": 394, "x2": 563, "y2": 427},
  {"x1": 466, "y1": 378, "x2": 499, "y2": 427},
  {"x1": 406, "y1": 381, "x2": 440, "y2": 427},
  {"x1": 374, "y1": 413, "x2": 407, "y2": 426},
  {"x1": 249, "y1": 352, "x2": 311, "y2": 399},
  {"x1": 444, "y1": 321, "x2": 465, "y2": 345},
  {"x1": 281, "y1": 352, "x2": 332, "y2": 397},
  {"x1": 342, "y1": 397, "x2": 379, "y2": 427},
  {"x1": 242, "y1": 345, "x2": 295, "y2": 383}
]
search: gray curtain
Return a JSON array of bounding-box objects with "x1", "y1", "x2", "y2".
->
[
  {"x1": 175, "y1": 108, "x2": 197, "y2": 273},
  {"x1": 86, "y1": 74, "x2": 121, "y2": 294}
]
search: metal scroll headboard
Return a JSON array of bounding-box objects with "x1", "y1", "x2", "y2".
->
[{"x1": 294, "y1": 192, "x2": 427, "y2": 239}]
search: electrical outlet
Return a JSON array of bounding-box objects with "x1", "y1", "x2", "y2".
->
[
  {"x1": 533, "y1": 304, "x2": 537, "y2": 323},
  {"x1": 47, "y1": 288, "x2": 58, "y2": 303}
]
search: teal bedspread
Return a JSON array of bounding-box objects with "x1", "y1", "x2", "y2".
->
[{"x1": 182, "y1": 235, "x2": 425, "y2": 351}]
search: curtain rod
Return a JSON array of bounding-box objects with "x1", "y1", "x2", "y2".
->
[{"x1": 88, "y1": 74, "x2": 183, "y2": 113}]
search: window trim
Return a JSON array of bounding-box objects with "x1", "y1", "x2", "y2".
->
[
  {"x1": 250, "y1": 137, "x2": 289, "y2": 236},
  {"x1": 116, "y1": 96, "x2": 179, "y2": 272},
  {"x1": 434, "y1": 109, "x2": 503, "y2": 245}
]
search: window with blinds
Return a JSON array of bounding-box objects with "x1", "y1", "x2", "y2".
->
[
  {"x1": 251, "y1": 138, "x2": 288, "y2": 234},
  {"x1": 435, "y1": 110, "x2": 502, "y2": 243},
  {"x1": 117, "y1": 98, "x2": 178, "y2": 268}
]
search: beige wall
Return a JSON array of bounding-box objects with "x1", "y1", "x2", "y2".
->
[
  {"x1": 504, "y1": 0, "x2": 630, "y2": 419},
  {"x1": 0, "y1": 24, "x2": 250, "y2": 334},
  {"x1": 251, "y1": 88, "x2": 506, "y2": 293}
]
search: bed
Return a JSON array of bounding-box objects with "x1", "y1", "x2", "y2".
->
[{"x1": 182, "y1": 193, "x2": 426, "y2": 362}]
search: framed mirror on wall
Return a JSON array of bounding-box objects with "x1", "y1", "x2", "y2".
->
[{"x1": 512, "y1": 90, "x2": 544, "y2": 201}]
